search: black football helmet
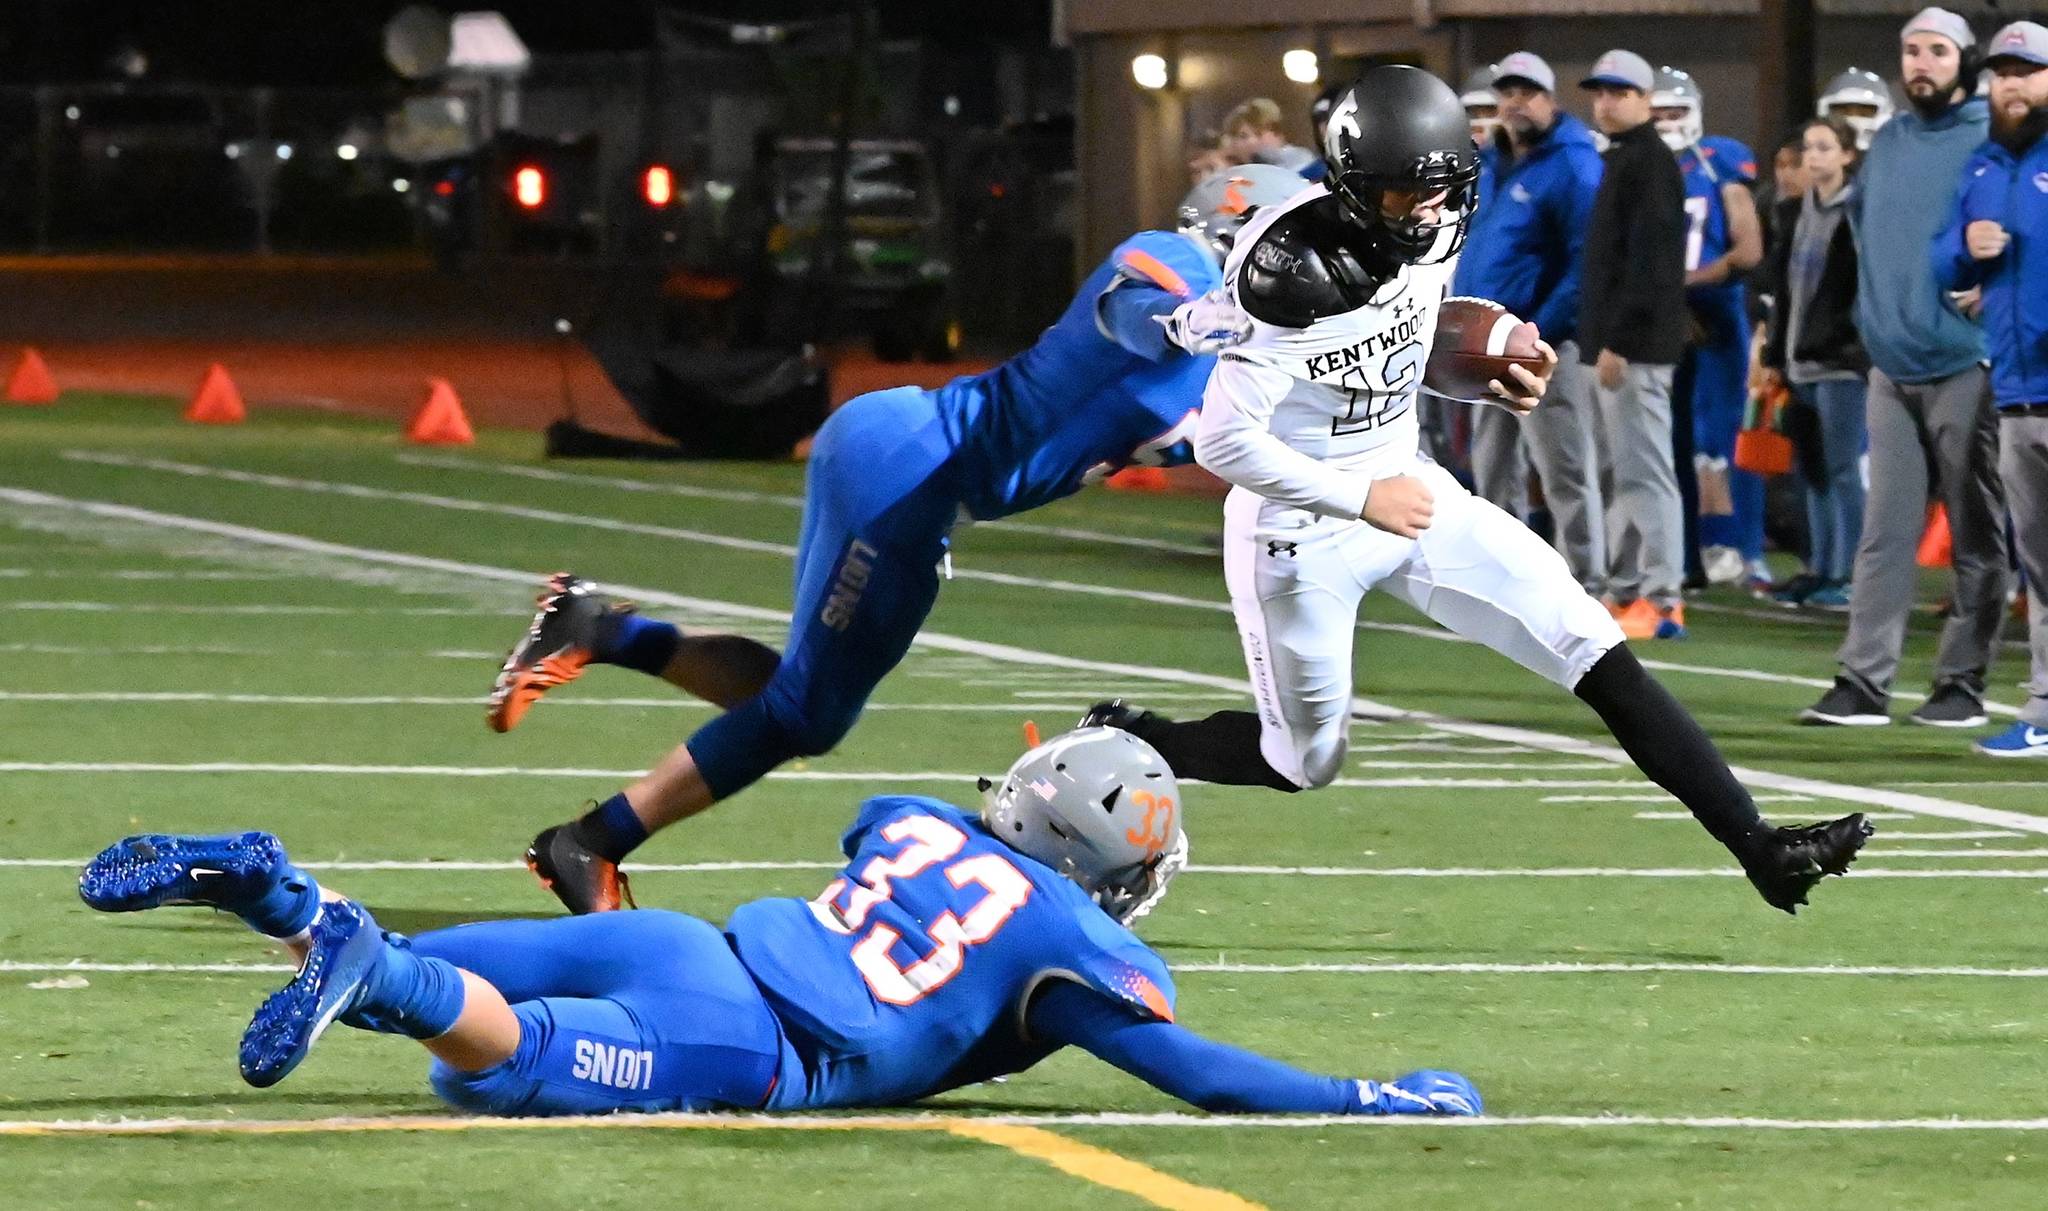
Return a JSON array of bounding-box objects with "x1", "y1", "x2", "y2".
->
[{"x1": 1318, "y1": 65, "x2": 1480, "y2": 265}]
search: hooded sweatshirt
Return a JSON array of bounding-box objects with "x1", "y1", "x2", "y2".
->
[{"x1": 1852, "y1": 96, "x2": 1989, "y2": 384}]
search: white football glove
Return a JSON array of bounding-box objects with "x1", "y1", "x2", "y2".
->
[{"x1": 1154, "y1": 291, "x2": 1252, "y2": 356}]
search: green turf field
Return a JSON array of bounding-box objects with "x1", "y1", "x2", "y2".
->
[{"x1": 1, "y1": 394, "x2": 2044, "y2": 1209}]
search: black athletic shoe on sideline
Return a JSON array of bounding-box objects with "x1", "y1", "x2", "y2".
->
[
  {"x1": 1079, "y1": 699, "x2": 1156, "y2": 731},
  {"x1": 1741, "y1": 814, "x2": 1874, "y2": 914},
  {"x1": 1909, "y1": 683, "x2": 1990, "y2": 729},
  {"x1": 1798, "y1": 677, "x2": 1891, "y2": 727},
  {"x1": 487, "y1": 573, "x2": 630, "y2": 734},
  {"x1": 526, "y1": 824, "x2": 634, "y2": 914}
]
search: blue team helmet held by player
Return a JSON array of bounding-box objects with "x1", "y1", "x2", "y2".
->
[
  {"x1": 1177, "y1": 163, "x2": 1306, "y2": 265},
  {"x1": 982, "y1": 727, "x2": 1186, "y2": 924},
  {"x1": 1652, "y1": 66, "x2": 1705, "y2": 151}
]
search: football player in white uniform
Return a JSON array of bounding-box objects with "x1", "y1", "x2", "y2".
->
[{"x1": 1089, "y1": 66, "x2": 1872, "y2": 914}]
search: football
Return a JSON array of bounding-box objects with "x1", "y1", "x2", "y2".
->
[{"x1": 1423, "y1": 296, "x2": 1547, "y2": 403}]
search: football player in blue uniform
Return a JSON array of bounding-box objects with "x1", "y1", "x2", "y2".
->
[
  {"x1": 78, "y1": 729, "x2": 1480, "y2": 1119},
  {"x1": 481, "y1": 166, "x2": 1305, "y2": 914},
  {"x1": 1653, "y1": 67, "x2": 1768, "y2": 590}
]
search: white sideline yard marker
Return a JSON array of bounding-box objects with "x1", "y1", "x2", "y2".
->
[
  {"x1": 6, "y1": 855, "x2": 2046, "y2": 880},
  {"x1": 15, "y1": 958, "x2": 2048, "y2": 979},
  {"x1": 82, "y1": 449, "x2": 2018, "y2": 723},
  {"x1": 4, "y1": 482, "x2": 2041, "y2": 838},
  {"x1": 8, "y1": 1110, "x2": 2048, "y2": 1135},
  {"x1": 395, "y1": 450, "x2": 1221, "y2": 558}
]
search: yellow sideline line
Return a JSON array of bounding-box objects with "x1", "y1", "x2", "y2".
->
[
  {"x1": 0, "y1": 1113, "x2": 1268, "y2": 1210},
  {"x1": 948, "y1": 1122, "x2": 1268, "y2": 1210}
]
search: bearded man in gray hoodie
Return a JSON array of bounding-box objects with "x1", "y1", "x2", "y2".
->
[{"x1": 1800, "y1": 7, "x2": 2012, "y2": 729}]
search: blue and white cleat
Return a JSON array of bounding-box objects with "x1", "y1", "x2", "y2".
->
[
  {"x1": 238, "y1": 899, "x2": 383, "y2": 1088},
  {"x1": 79, "y1": 831, "x2": 290, "y2": 915},
  {"x1": 1361, "y1": 1070, "x2": 1483, "y2": 1116},
  {"x1": 1975, "y1": 722, "x2": 2048, "y2": 759}
]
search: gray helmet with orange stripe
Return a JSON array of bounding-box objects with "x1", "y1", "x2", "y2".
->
[
  {"x1": 981, "y1": 727, "x2": 1187, "y2": 924},
  {"x1": 1177, "y1": 163, "x2": 1306, "y2": 263}
]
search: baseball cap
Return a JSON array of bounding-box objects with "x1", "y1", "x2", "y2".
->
[
  {"x1": 1493, "y1": 51, "x2": 1556, "y2": 93},
  {"x1": 1901, "y1": 7, "x2": 1974, "y2": 51},
  {"x1": 1581, "y1": 49, "x2": 1654, "y2": 93},
  {"x1": 1985, "y1": 21, "x2": 2048, "y2": 67}
]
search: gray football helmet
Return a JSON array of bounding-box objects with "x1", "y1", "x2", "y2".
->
[
  {"x1": 1817, "y1": 67, "x2": 1894, "y2": 150},
  {"x1": 1177, "y1": 163, "x2": 1305, "y2": 264},
  {"x1": 982, "y1": 726, "x2": 1187, "y2": 924},
  {"x1": 1652, "y1": 66, "x2": 1705, "y2": 152}
]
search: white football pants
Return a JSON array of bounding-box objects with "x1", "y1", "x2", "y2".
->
[{"x1": 1223, "y1": 454, "x2": 1624, "y2": 790}]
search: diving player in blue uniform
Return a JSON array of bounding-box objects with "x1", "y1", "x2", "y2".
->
[
  {"x1": 479, "y1": 165, "x2": 1305, "y2": 915},
  {"x1": 78, "y1": 728, "x2": 1480, "y2": 1119},
  {"x1": 1652, "y1": 67, "x2": 1768, "y2": 589}
]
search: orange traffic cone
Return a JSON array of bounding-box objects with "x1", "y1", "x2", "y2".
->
[
  {"x1": 185, "y1": 363, "x2": 246, "y2": 424},
  {"x1": 1916, "y1": 503, "x2": 1952, "y2": 569},
  {"x1": 407, "y1": 377, "x2": 474, "y2": 445},
  {"x1": 1105, "y1": 466, "x2": 1169, "y2": 492},
  {"x1": 4, "y1": 348, "x2": 60, "y2": 404}
]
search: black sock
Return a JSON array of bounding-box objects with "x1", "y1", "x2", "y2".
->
[
  {"x1": 569, "y1": 793, "x2": 650, "y2": 864},
  {"x1": 1124, "y1": 709, "x2": 1299, "y2": 793},
  {"x1": 1574, "y1": 646, "x2": 1767, "y2": 858}
]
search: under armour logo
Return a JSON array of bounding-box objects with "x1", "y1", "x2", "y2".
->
[
  {"x1": 2035, "y1": 172, "x2": 2048, "y2": 195},
  {"x1": 1266, "y1": 540, "x2": 1298, "y2": 558}
]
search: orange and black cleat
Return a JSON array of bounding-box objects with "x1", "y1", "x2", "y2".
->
[
  {"x1": 526, "y1": 824, "x2": 635, "y2": 914},
  {"x1": 486, "y1": 573, "x2": 625, "y2": 733}
]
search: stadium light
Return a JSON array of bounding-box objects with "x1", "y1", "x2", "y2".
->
[
  {"x1": 642, "y1": 165, "x2": 674, "y2": 207},
  {"x1": 337, "y1": 143, "x2": 360, "y2": 161},
  {"x1": 392, "y1": 177, "x2": 411, "y2": 193},
  {"x1": 1283, "y1": 49, "x2": 1319, "y2": 84},
  {"x1": 275, "y1": 143, "x2": 294, "y2": 161},
  {"x1": 513, "y1": 165, "x2": 546, "y2": 209},
  {"x1": 1131, "y1": 53, "x2": 1170, "y2": 90}
]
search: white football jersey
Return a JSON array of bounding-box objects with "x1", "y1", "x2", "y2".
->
[{"x1": 1194, "y1": 185, "x2": 1457, "y2": 519}]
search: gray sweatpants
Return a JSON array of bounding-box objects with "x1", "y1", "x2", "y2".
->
[
  {"x1": 2002, "y1": 414, "x2": 2048, "y2": 727},
  {"x1": 1469, "y1": 340, "x2": 1608, "y2": 595},
  {"x1": 1593, "y1": 360, "x2": 1683, "y2": 607},
  {"x1": 1837, "y1": 366, "x2": 2009, "y2": 702}
]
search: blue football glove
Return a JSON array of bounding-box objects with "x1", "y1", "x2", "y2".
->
[{"x1": 1355, "y1": 1070, "x2": 1482, "y2": 1116}]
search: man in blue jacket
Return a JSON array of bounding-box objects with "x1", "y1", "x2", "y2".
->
[
  {"x1": 1934, "y1": 20, "x2": 2048, "y2": 757},
  {"x1": 1803, "y1": 7, "x2": 2012, "y2": 733},
  {"x1": 1453, "y1": 51, "x2": 1608, "y2": 596}
]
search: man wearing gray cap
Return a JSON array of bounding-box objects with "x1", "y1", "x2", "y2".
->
[
  {"x1": 1578, "y1": 49, "x2": 1690, "y2": 639},
  {"x1": 1453, "y1": 51, "x2": 1608, "y2": 597},
  {"x1": 1801, "y1": 7, "x2": 2010, "y2": 730},
  {"x1": 1935, "y1": 20, "x2": 2048, "y2": 757}
]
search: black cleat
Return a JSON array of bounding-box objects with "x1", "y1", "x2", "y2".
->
[
  {"x1": 1079, "y1": 699, "x2": 1156, "y2": 732},
  {"x1": 525, "y1": 824, "x2": 634, "y2": 914},
  {"x1": 487, "y1": 573, "x2": 632, "y2": 733},
  {"x1": 1741, "y1": 814, "x2": 1874, "y2": 914}
]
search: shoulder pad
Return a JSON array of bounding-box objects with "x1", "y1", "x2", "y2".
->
[{"x1": 1234, "y1": 195, "x2": 1396, "y2": 329}]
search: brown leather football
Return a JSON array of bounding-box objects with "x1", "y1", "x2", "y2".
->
[{"x1": 1423, "y1": 296, "x2": 1546, "y2": 402}]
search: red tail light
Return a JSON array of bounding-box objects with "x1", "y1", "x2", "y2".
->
[
  {"x1": 513, "y1": 165, "x2": 546, "y2": 209},
  {"x1": 643, "y1": 165, "x2": 674, "y2": 207}
]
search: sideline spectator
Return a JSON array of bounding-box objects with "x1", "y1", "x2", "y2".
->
[
  {"x1": 1578, "y1": 49, "x2": 1690, "y2": 640},
  {"x1": 1454, "y1": 51, "x2": 1608, "y2": 595},
  {"x1": 1761, "y1": 116, "x2": 1868, "y2": 612},
  {"x1": 1220, "y1": 98, "x2": 1318, "y2": 175},
  {"x1": 1187, "y1": 141, "x2": 1233, "y2": 185},
  {"x1": 1802, "y1": 7, "x2": 2010, "y2": 729},
  {"x1": 1934, "y1": 20, "x2": 2048, "y2": 758}
]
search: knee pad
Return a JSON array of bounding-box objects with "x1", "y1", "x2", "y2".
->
[
  {"x1": 759, "y1": 685, "x2": 857, "y2": 759},
  {"x1": 431, "y1": 1056, "x2": 539, "y2": 1116}
]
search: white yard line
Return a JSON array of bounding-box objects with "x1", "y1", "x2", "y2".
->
[
  {"x1": 0, "y1": 691, "x2": 1065, "y2": 713},
  {"x1": 12, "y1": 958, "x2": 2048, "y2": 979},
  {"x1": 0, "y1": 601, "x2": 520, "y2": 617},
  {"x1": 1633, "y1": 810, "x2": 1919, "y2": 821},
  {"x1": 2, "y1": 855, "x2": 2042, "y2": 879},
  {"x1": 0, "y1": 643, "x2": 503, "y2": 659},
  {"x1": 0, "y1": 761, "x2": 1648, "y2": 791},
  {"x1": 4, "y1": 481, "x2": 2038, "y2": 837},
  {"x1": 1549, "y1": 794, "x2": 1816, "y2": 804},
  {"x1": 82, "y1": 450, "x2": 2023, "y2": 723},
  {"x1": 0, "y1": 568, "x2": 294, "y2": 580},
  {"x1": 1862, "y1": 848, "x2": 2048, "y2": 858},
  {"x1": 393, "y1": 451, "x2": 1219, "y2": 558},
  {"x1": 7, "y1": 1110, "x2": 2048, "y2": 1133}
]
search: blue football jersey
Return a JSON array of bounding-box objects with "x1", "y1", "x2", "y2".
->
[
  {"x1": 934, "y1": 230, "x2": 1220, "y2": 521},
  {"x1": 726, "y1": 795, "x2": 1178, "y2": 1110},
  {"x1": 1678, "y1": 136, "x2": 1758, "y2": 304}
]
